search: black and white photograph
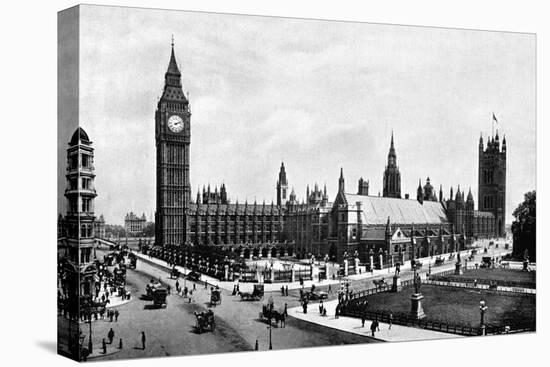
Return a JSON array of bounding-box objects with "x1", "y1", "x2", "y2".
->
[{"x1": 55, "y1": 3, "x2": 537, "y2": 363}]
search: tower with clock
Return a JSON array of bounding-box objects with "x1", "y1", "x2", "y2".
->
[{"x1": 155, "y1": 40, "x2": 191, "y2": 246}]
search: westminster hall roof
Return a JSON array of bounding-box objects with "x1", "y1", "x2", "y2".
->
[{"x1": 342, "y1": 193, "x2": 448, "y2": 225}]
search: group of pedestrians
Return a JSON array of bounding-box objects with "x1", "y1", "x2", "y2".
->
[
  {"x1": 280, "y1": 285, "x2": 289, "y2": 296},
  {"x1": 174, "y1": 279, "x2": 197, "y2": 302},
  {"x1": 102, "y1": 329, "x2": 147, "y2": 351}
]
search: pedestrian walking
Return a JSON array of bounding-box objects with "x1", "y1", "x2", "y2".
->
[
  {"x1": 370, "y1": 318, "x2": 380, "y2": 337},
  {"x1": 114, "y1": 309, "x2": 119, "y2": 322},
  {"x1": 255, "y1": 339, "x2": 259, "y2": 351},
  {"x1": 281, "y1": 285, "x2": 285, "y2": 296},
  {"x1": 108, "y1": 328, "x2": 115, "y2": 344},
  {"x1": 328, "y1": 284, "x2": 332, "y2": 294},
  {"x1": 285, "y1": 285, "x2": 288, "y2": 296},
  {"x1": 389, "y1": 311, "x2": 393, "y2": 330},
  {"x1": 319, "y1": 300, "x2": 324, "y2": 314},
  {"x1": 109, "y1": 310, "x2": 113, "y2": 322},
  {"x1": 280, "y1": 312, "x2": 286, "y2": 328},
  {"x1": 193, "y1": 283, "x2": 196, "y2": 291},
  {"x1": 361, "y1": 313, "x2": 366, "y2": 328},
  {"x1": 141, "y1": 331, "x2": 146, "y2": 350},
  {"x1": 176, "y1": 280, "x2": 180, "y2": 293},
  {"x1": 283, "y1": 303, "x2": 288, "y2": 317}
]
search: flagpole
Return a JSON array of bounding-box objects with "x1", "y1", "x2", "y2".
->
[{"x1": 492, "y1": 112, "x2": 494, "y2": 137}]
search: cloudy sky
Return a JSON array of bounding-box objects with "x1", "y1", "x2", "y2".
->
[{"x1": 58, "y1": 5, "x2": 536, "y2": 226}]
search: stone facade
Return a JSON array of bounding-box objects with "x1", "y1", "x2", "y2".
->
[{"x1": 125, "y1": 212, "x2": 147, "y2": 235}]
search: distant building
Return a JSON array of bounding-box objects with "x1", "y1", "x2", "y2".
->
[
  {"x1": 94, "y1": 214, "x2": 106, "y2": 239},
  {"x1": 125, "y1": 212, "x2": 147, "y2": 236}
]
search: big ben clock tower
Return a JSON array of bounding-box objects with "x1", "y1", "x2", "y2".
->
[{"x1": 155, "y1": 40, "x2": 191, "y2": 246}]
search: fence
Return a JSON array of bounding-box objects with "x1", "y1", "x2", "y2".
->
[
  {"x1": 429, "y1": 273, "x2": 536, "y2": 290},
  {"x1": 339, "y1": 307, "x2": 535, "y2": 336},
  {"x1": 423, "y1": 279, "x2": 536, "y2": 296}
]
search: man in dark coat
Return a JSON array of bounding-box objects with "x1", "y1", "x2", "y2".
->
[
  {"x1": 108, "y1": 328, "x2": 115, "y2": 344},
  {"x1": 141, "y1": 331, "x2": 146, "y2": 350}
]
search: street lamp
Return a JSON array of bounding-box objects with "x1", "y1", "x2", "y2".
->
[
  {"x1": 267, "y1": 316, "x2": 273, "y2": 350},
  {"x1": 87, "y1": 302, "x2": 93, "y2": 354},
  {"x1": 479, "y1": 300, "x2": 488, "y2": 335}
]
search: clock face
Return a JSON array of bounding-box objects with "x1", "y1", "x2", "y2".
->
[{"x1": 167, "y1": 115, "x2": 184, "y2": 133}]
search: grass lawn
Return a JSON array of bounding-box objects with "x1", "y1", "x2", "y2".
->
[
  {"x1": 461, "y1": 269, "x2": 535, "y2": 284},
  {"x1": 364, "y1": 285, "x2": 535, "y2": 327}
]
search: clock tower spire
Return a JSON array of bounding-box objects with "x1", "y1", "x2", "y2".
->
[{"x1": 155, "y1": 40, "x2": 191, "y2": 246}]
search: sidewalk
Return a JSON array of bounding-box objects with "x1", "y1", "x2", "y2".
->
[{"x1": 288, "y1": 299, "x2": 461, "y2": 342}]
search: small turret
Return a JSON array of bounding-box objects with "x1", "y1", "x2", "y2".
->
[
  {"x1": 417, "y1": 179, "x2": 424, "y2": 204},
  {"x1": 338, "y1": 167, "x2": 345, "y2": 193}
]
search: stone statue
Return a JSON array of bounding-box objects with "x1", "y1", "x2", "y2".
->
[{"x1": 414, "y1": 272, "x2": 422, "y2": 294}]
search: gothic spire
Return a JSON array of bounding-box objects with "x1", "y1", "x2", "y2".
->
[
  {"x1": 338, "y1": 167, "x2": 345, "y2": 193},
  {"x1": 166, "y1": 37, "x2": 181, "y2": 76}
]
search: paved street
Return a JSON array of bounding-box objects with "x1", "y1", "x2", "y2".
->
[
  {"x1": 85, "y1": 249, "x2": 376, "y2": 361},
  {"x1": 81, "y1": 241, "x2": 511, "y2": 360}
]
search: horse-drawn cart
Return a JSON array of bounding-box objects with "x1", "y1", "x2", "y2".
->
[
  {"x1": 259, "y1": 303, "x2": 283, "y2": 325},
  {"x1": 210, "y1": 289, "x2": 222, "y2": 306},
  {"x1": 195, "y1": 310, "x2": 215, "y2": 333},
  {"x1": 170, "y1": 267, "x2": 180, "y2": 279},
  {"x1": 240, "y1": 284, "x2": 264, "y2": 301}
]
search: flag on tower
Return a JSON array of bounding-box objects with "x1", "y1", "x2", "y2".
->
[{"x1": 493, "y1": 113, "x2": 498, "y2": 124}]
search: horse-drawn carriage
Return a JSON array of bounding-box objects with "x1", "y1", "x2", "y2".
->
[
  {"x1": 170, "y1": 267, "x2": 180, "y2": 279},
  {"x1": 146, "y1": 281, "x2": 168, "y2": 308},
  {"x1": 128, "y1": 253, "x2": 137, "y2": 269},
  {"x1": 195, "y1": 310, "x2": 215, "y2": 333},
  {"x1": 113, "y1": 267, "x2": 126, "y2": 285},
  {"x1": 373, "y1": 278, "x2": 387, "y2": 289},
  {"x1": 210, "y1": 288, "x2": 222, "y2": 306},
  {"x1": 434, "y1": 257, "x2": 445, "y2": 266},
  {"x1": 259, "y1": 303, "x2": 284, "y2": 325},
  {"x1": 240, "y1": 284, "x2": 264, "y2": 301}
]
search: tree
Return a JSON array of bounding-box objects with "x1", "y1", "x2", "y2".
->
[
  {"x1": 511, "y1": 191, "x2": 536, "y2": 261},
  {"x1": 143, "y1": 222, "x2": 155, "y2": 237}
]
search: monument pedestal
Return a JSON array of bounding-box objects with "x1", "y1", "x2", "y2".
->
[
  {"x1": 410, "y1": 293, "x2": 426, "y2": 319},
  {"x1": 391, "y1": 275, "x2": 402, "y2": 292},
  {"x1": 454, "y1": 262, "x2": 463, "y2": 275}
]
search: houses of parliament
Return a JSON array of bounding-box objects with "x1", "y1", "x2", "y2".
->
[{"x1": 155, "y1": 43, "x2": 506, "y2": 264}]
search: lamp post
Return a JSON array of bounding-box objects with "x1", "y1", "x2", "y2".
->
[
  {"x1": 87, "y1": 302, "x2": 93, "y2": 354},
  {"x1": 267, "y1": 316, "x2": 273, "y2": 350},
  {"x1": 479, "y1": 300, "x2": 488, "y2": 335}
]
